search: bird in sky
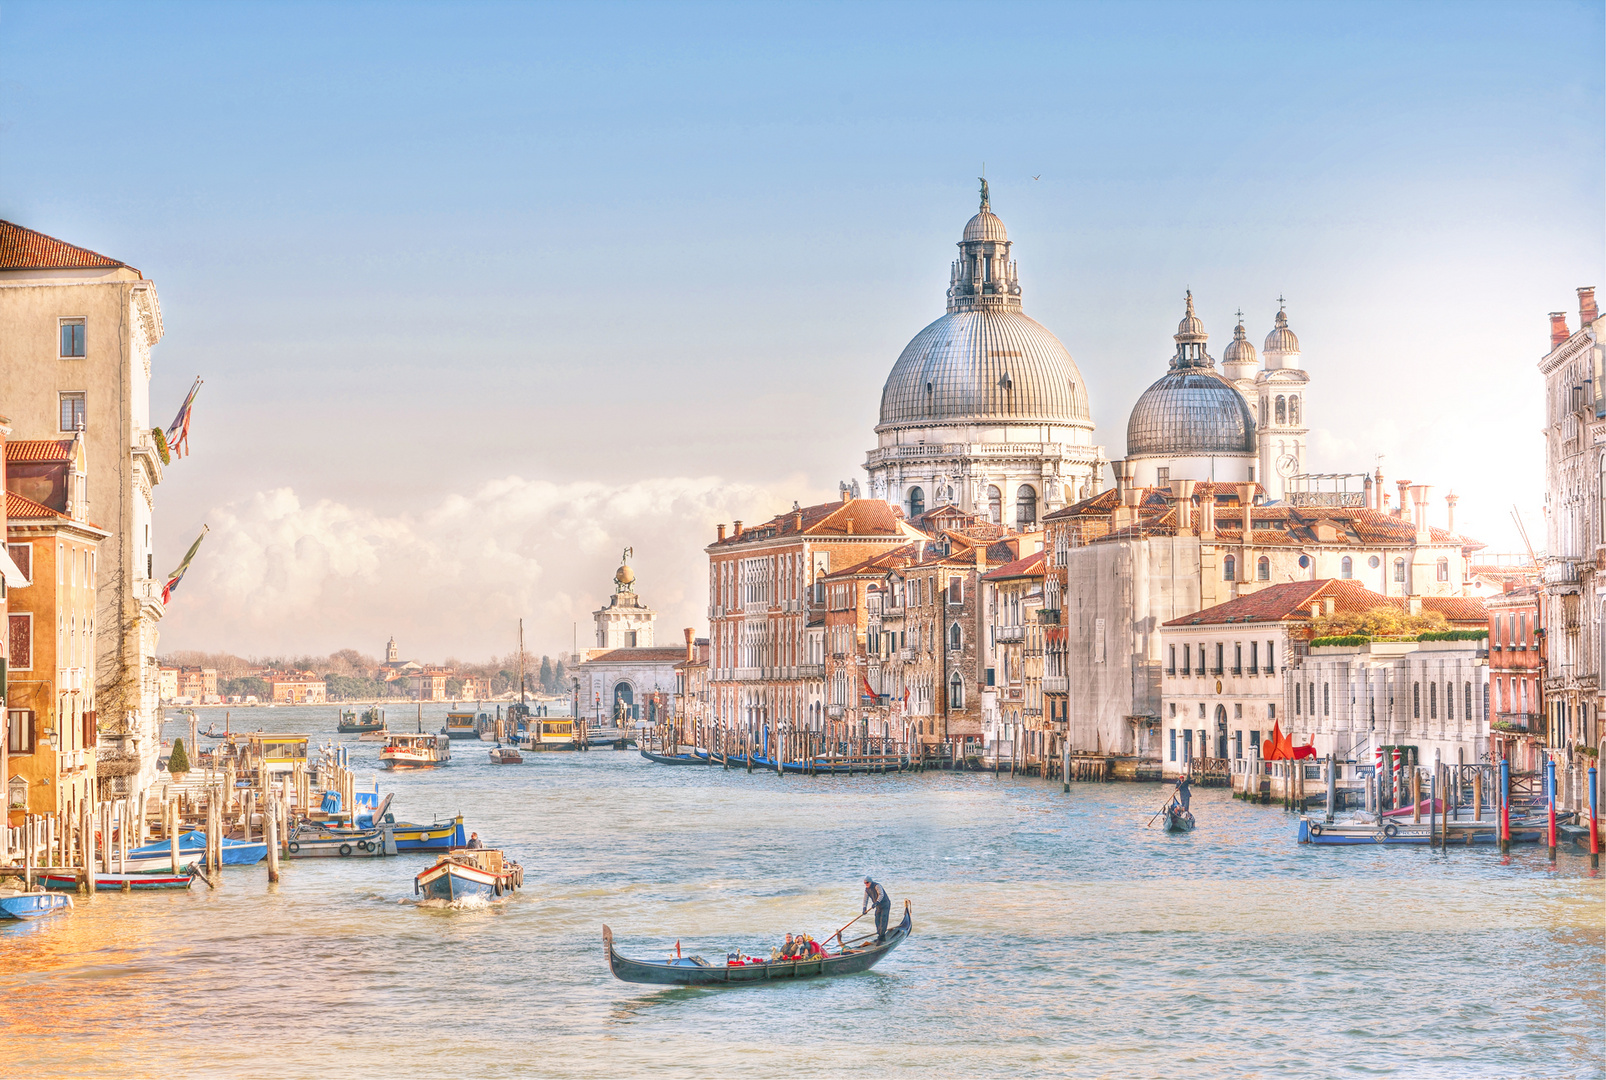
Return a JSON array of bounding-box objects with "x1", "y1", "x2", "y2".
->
[{"x1": 1031, "y1": 174, "x2": 1041, "y2": 180}]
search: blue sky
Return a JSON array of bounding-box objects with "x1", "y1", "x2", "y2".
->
[{"x1": 2, "y1": 1, "x2": 1600, "y2": 658}]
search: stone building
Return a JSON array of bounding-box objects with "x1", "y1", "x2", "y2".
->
[
  {"x1": 4, "y1": 434, "x2": 108, "y2": 819},
  {"x1": 1158, "y1": 579, "x2": 1488, "y2": 778},
  {"x1": 673, "y1": 629, "x2": 710, "y2": 742},
  {"x1": 271, "y1": 675, "x2": 327, "y2": 704},
  {"x1": 1537, "y1": 286, "x2": 1602, "y2": 755},
  {"x1": 575, "y1": 552, "x2": 683, "y2": 728},
  {"x1": 865, "y1": 187, "x2": 1106, "y2": 524},
  {"x1": 980, "y1": 548, "x2": 1047, "y2": 751},
  {"x1": 705, "y1": 497, "x2": 922, "y2": 732},
  {"x1": 0, "y1": 220, "x2": 168, "y2": 792}
]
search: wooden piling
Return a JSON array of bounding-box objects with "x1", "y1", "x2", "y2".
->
[
  {"x1": 1412, "y1": 771, "x2": 1422, "y2": 824},
  {"x1": 266, "y1": 794, "x2": 281, "y2": 883},
  {"x1": 1473, "y1": 771, "x2": 1483, "y2": 822}
]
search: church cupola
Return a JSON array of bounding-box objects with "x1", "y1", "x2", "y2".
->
[
  {"x1": 1222, "y1": 310, "x2": 1259, "y2": 382},
  {"x1": 947, "y1": 179, "x2": 1022, "y2": 314},
  {"x1": 1263, "y1": 301, "x2": 1301, "y2": 369},
  {"x1": 1170, "y1": 291, "x2": 1214, "y2": 369}
]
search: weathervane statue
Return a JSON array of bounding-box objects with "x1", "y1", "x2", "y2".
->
[{"x1": 979, "y1": 176, "x2": 990, "y2": 210}]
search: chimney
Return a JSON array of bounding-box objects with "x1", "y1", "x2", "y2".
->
[
  {"x1": 684, "y1": 627, "x2": 696, "y2": 664},
  {"x1": 1396, "y1": 480, "x2": 1412, "y2": 522},
  {"x1": 1200, "y1": 492, "x2": 1217, "y2": 540},
  {"x1": 793, "y1": 511, "x2": 804, "y2": 530},
  {"x1": 841, "y1": 486, "x2": 852, "y2": 503},
  {"x1": 1374, "y1": 464, "x2": 1385, "y2": 511},
  {"x1": 1407, "y1": 595, "x2": 1422, "y2": 616},
  {"x1": 1113, "y1": 459, "x2": 1133, "y2": 501},
  {"x1": 1503, "y1": 578, "x2": 1515, "y2": 595},
  {"x1": 1550, "y1": 311, "x2": 1571, "y2": 347},
  {"x1": 716, "y1": 523, "x2": 727, "y2": 542},
  {"x1": 1445, "y1": 491, "x2": 1458, "y2": 535},
  {"x1": 733, "y1": 520, "x2": 743, "y2": 538},
  {"x1": 1170, "y1": 479, "x2": 1196, "y2": 533},
  {"x1": 976, "y1": 542, "x2": 987, "y2": 569},
  {"x1": 1363, "y1": 474, "x2": 1374, "y2": 512},
  {"x1": 1579, "y1": 286, "x2": 1598, "y2": 326},
  {"x1": 1409, "y1": 485, "x2": 1431, "y2": 542},
  {"x1": 1323, "y1": 596, "x2": 1335, "y2": 616},
  {"x1": 1122, "y1": 486, "x2": 1142, "y2": 509}
]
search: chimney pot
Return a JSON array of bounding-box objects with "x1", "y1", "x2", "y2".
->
[
  {"x1": 1396, "y1": 480, "x2": 1412, "y2": 522},
  {"x1": 1444, "y1": 491, "x2": 1458, "y2": 535},
  {"x1": 716, "y1": 523, "x2": 726, "y2": 542},
  {"x1": 1323, "y1": 596, "x2": 1335, "y2": 616},
  {"x1": 1550, "y1": 311, "x2": 1571, "y2": 347},
  {"x1": 733, "y1": 520, "x2": 743, "y2": 538},
  {"x1": 1580, "y1": 286, "x2": 1598, "y2": 326}
]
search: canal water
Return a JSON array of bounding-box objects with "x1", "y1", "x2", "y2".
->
[{"x1": 3, "y1": 704, "x2": 1602, "y2": 1079}]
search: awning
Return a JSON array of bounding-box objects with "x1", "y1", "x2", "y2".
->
[{"x1": 0, "y1": 548, "x2": 28, "y2": 589}]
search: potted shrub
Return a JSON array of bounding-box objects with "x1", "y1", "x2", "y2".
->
[{"x1": 168, "y1": 737, "x2": 190, "y2": 780}]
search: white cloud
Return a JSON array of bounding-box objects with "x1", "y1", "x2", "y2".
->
[{"x1": 159, "y1": 474, "x2": 820, "y2": 660}]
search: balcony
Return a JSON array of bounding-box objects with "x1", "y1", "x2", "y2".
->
[
  {"x1": 827, "y1": 704, "x2": 845, "y2": 719},
  {"x1": 798, "y1": 664, "x2": 824, "y2": 678},
  {"x1": 1042, "y1": 675, "x2": 1068, "y2": 694},
  {"x1": 1492, "y1": 712, "x2": 1541, "y2": 732},
  {"x1": 899, "y1": 649, "x2": 915, "y2": 662},
  {"x1": 1542, "y1": 560, "x2": 1580, "y2": 585},
  {"x1": 996, "y1": 625, "x2": 1025, "y2": 644},
  {"x1": 1037, "y1": 609, "x2": 1060, "y2": 625}
]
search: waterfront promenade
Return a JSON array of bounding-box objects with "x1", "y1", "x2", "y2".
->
[{"x1": 2, "y1": 704, "x2": 1601, "y2": 1079}]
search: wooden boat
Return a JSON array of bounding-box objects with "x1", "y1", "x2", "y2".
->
[
  {"x1": 199, "y1": 724, "x2": 228, "y2": 739},
  {"x1": 380, "y1": 732, "x2": 452, "y2": 769},
  {"x1": 605, "y1": 902, "x2": 912, "y2": 986},
  {"x1": 39, "y1": 869, "x2": 197, "y2": 891},
  {"x1": 119, "y1": 830, "x2": 267, "y2": 871},
  {"x1": 286, "y1": 828, "x2": 388, "y2": 858},
  {"x1": 414, "y1": 848, "x2": 523, "y2": 902},
  {"x1": 488, "y1": 746, "x2": 523, "y2": 764},
  {"x1": 1161, "y1": 806, "x2": 1195, "y2": 833},
  {"x1": 639, "y1": 747, "x2": 703, "y2": 766},
  {"x1": 0, "y1": 887, "x2": 73, "y2": 918},
  {"x1": 358, "y1": 728, "x2": 389, "y2": 742},
  {"x1": 1298, "y1": 812, "x2": 1560, "y2": 846},
  {"x1": 520, "y1": 717, "x2": 578, "y2": 752},
  {"x1": 338, "y1": 706, "x2": 386, "y2": 734},
  {"x1": 443, "y1": 711, "x2": 479, "y2": 740}
]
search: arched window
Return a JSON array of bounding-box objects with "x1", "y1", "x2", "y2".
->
[
  {"x1": 1429, "y1": 681, "x2": 1437, "y2": 719},
  {"x1": 908, "y1": 487, "x2": 925, "y2": 517},
  {"x1": 949, "y1": 672, "x2": 964, "y2": 708},
  {"x1": 1340, "y1": 556, "x2": 1353, "y2": 579},
  {"x1": 987, "y1": 485, "x2": 1002, "y2": 523},
  {"x1": 1322, "y1": 682, "x2": 1330, "y2": 715},
  {"x1": 1015, "y1": 485, "x2": 1037, "y2": 527},
  {"x1": 1413, "y1": 682, "x2": 1421, "y2": 718},
  {"x1": 1436, "y1": 558, "x2": 1449, "y2": 582},
  {"x1": 949, "y1": 622, "x2": 962, "y2": 650},
  {"x1": 1288, "y1": 396, "x2": 1300, "y2": 424},
  {"x1": 1275, "y1": 395, "x2": 1287, "y2": 424},
  {"x1": 1257, "y1": 556, "x2": 1270, "y2": 580},
  {"x1": 1223, "y1": 555, "x2": 1236, "y2": 581},
  {"x1": 1394, "y1": 558, "x2": 1406, "y2": 583}
]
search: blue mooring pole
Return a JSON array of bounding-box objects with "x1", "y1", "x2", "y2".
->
[
  {"x1": 1546, "y1": 758, "x2": 1557, "y2": 863},
  {"x1": 1499, "y1": 756, "x2": 1510, "y2": 856},
  {"x1": 1589, "y1": 764, "x2": 1599, "y2": 871}
]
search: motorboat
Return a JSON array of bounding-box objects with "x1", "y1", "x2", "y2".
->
[
  {"x1": 414, "y1": 847, "x2": 523, "y2": 902},
  {"x1": 380, "y1": 732, "x2": 451, "y2": 769}
]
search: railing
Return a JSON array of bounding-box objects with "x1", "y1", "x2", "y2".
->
[
  {"x1": 797, "y1": 664, "x2": 824, "y2": 678},
  {"x1": 1042, "y1": 676, "x2": 1067, "y2": 693},
  {"x1": 1211, "y1": 666, "x2": 1224, "y2": 677},
  {"x1": 996, "y1": 625, "x2": 1025, "y2": 644},
  {"x1": 1542, "y1": 560, "x2": 1580, "y2": 585},
  {"x1": 827, "y1": 705, "x2": 845, "y2": 719}
]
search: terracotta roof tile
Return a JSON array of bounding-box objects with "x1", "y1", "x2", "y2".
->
[
  {"x1": 581, "y1": 647, "x2": 688, "y2": 664},
  {"x1": 712, "y1": 498, "x2": 914, "y2": 546},
  {"x1": 5, "y1": 490, "x2": 69, "y2": 521},
  {"x1": 5, "y1": 439, "x2": 74, "y2": 463},
  {"x1": 1164, "y1": 578, "x2": 1488, "y2": 629},
  {"x1": 982, "y1": 549, "x2": 1046, "y2": 581},
  {"x1": 0, "y1": 220, "x2": 131, "y2": 272}
]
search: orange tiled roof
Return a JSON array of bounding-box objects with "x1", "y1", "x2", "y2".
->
[
  {"x1": 5, "y1": 439, "x2": 74, "y2": 463},
  {"x1": 1164, "y1": 578, "x2": 1488, "y2": 629},
  {"x1": 5, "y1": 490, "x2": 69, "y2": 521},
  {"x1": 711, "y1": 498, "x2": 913, "y2": 546},
  {"x1": 0, "y1": 220, "x2": 131, "y2": 272},
  {"x1": 582, "y1": 647, "x2": 688, "y2": 664},
  {"x1": 982, "y1": 549, "x2": 1047, "y2": 581}
]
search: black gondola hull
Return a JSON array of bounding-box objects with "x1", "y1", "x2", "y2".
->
[{"x1": 604, "y1": 903, "x2": 912, "y2": 986}]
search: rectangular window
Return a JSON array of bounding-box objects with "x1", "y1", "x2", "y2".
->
[
  {"x1": 1249, "y1": 729, "x2": 1261, "y2": 756},
  {"x1": 1266, "y1": 641, "x2": 1274, "y2": 674},
  {"x1": 59, "y1": 392, "x2": 86, "y2": 432},
  {"x1": 1268, "y1": 703, "x2": 1276, "y2": 720},
  {"x1": 6, "y1": 543, "x2": 31, "y2": 585},
  {"x1": 1183, "y1": 644, "x2": 1191, "y2": 674},
  {"x1": 1234, "y1": 731, "x2": 1243, "y2": 759},
  {"x1": 59, "y1": 318, "x2": 86, "y2": 358},
  {"x1": 6, "y1": 710, "x2": 35, "y2": 755},
  {"x1": 1196, "y1": 644, "x2": 1205, "y2": 675},
  {"x1": 1182, "y1": 729, "x2": 1193, "y2": 761},
  {"x1": 1249, "y1": 641, "x2": 1259, "y2": 674},
  {"x1": 1168, "y1": 645, "x2": 1176, "y2": 676},
  {"x1": 1232, "y1": 644, "x2": 1242, "y2": 675},
  {"x1": 7, "y1": 613, "x2": 31, "y2": 671},
  {"x1": 948, "y1": 577, "x2": 962, "y2": 605},
  {"x1": 1294, "y1": 683, "x2": 1301, "y2": 715},
  {"x1": 1213, "y1": 644, "x2": 1224, "y2": 675},
  {"x1": 1169, "y1": 729, "x2": 1177, "y2": 762}
]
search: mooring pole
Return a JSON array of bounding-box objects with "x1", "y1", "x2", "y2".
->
[
  {"x1": 1546, "y1": 757, "x2": 1557, "y2": 863},
  {"x1": 1499, "y1": 756, "x2": 1511, "y2": 855}
]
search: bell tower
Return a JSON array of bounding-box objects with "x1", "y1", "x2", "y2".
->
[{"x1": 1255, "y1": 301, "x2": 1311, "y2": 503}]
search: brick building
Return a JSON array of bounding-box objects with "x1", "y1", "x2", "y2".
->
[{"x1": 1486, "y1": 582, "x2": 1545, "y2": 771}]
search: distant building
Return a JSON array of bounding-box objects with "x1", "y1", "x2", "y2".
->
[
  {"x1": 158, "y1": 666, "x2": 180, "y2": 703},
  {"x1": 406, "y1": 670, "x2": 448, "y2": 702},
  {"x1": 270, "y1": 676, "x2": 327, "y2": 704},
  {"x1": 1487, "y1": 583, "x2": 1545, "y2": 771},
  {"x1": 177, "y1": 666, "x2": 217, "y2": 702},
  {"x1": 574, "y1": 551, "x2": 682, "y2": 728},
  {"x1": 673, "y1": 629, "x2": 710, "y2": 742},
  {"x1": 980, "y1": 548, "x2": 1048, "y2": 751}
]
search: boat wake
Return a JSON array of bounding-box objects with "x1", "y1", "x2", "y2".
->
[{"x1": 415, "y1": 894, "x2": 496, "y2": 911}]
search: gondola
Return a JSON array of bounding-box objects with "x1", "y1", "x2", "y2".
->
[
  {"x1": 638, "y1": 747, "x2": 703, "y2": 766},
  {"x1": 1161, "y1": 805, "x2": 1195, "y2": 832},
  {"x1": 604, "y1": 901, "x2": 912, "y2": 986}
]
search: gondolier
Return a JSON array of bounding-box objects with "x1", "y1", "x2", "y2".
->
[
  {"x1": 1174, "y1": 772, "x2": 1193, "y2": 811},
  {"x1": 862, "y1": 877, "x2": 892, "y2": 943}
]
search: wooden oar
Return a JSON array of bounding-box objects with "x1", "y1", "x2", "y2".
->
[
  {"x1": 1145, "y1": 800, "x2": 1174, "y2": 828},
  {"x1": 826, "y1": 911, "x2": 869, "y2": 947}
]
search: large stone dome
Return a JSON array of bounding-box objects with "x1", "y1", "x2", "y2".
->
[{"x1": 1126, "y1": 293, "x2": 1255, "y2": 458}]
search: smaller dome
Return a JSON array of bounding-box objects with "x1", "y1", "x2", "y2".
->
[
  {"x1": 1264, "y1": 306, "x2": 1300, "y2": 353},
  {"x1": 1175, "y1": 291, "x2": 1206, "y2": 341},
  {"x1": 1223, "y1": 317, "x2": 1257, "y2": 367},
  {"x1": 963, "y1": 209, "x2": 1008, "y2": 243},
  {"x1": 614, "y1": 564, "x2": 635, "y2": 586}
]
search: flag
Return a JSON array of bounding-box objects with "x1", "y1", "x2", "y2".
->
[
  {"x1": 165, "y1": 378, "x2": 204, "y2": 460},
  {"x1": 162, "y1": 526, "x2": 209, "y2": 605},
  {"x1": 860, "y1": 673, "x2": 878, "y2": 700}
]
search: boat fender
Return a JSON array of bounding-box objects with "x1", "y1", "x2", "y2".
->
[
  {"x1": 287, "y1": 841, "x2": 300, "y2": 854},
  {"x1": 494, "y1": 879, "x2": 503, "y2": 896},
  {"x1": 339, "y1": 843, "x2": 353, "y2": 856},
  {"x1": 1308, "y1": 822, "x2": 1322, "y2": 837},
  {"x1": 361, "y1": 840, "x2": 376, "y2": 853},
  {"x1": 1383, "y1": 823, "x2": 1399, "y2": 839}
]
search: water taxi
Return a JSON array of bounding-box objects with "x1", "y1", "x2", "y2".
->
[
  {"x1": 520, "y1": 716, "x2": 578, "y2": 751},
  {"x1": 443, "y1": 711, "x2": 479, "y2": 740},
  {"x1": 489, "y1": 745, "x2": 523, "y2": 764},
  {"x1": 245, "y1": 734, "x2": 310, "y2": 776},
  {"x1": 380, "y1": 732, "x2": 452, "y2": 769},
  {"x1": 414, "y1": 847, "x2": 523, "y2": 902}
]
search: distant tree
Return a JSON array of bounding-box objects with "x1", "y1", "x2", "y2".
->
[
  {"x1": 446, "y1": 678, "x2": 465, "y2": 699},
  {"x1": 224, "y1": 676, "x2": 271, "y2": 701},
  {"x1": 554, "y1": 659, "x2": 566, "y2": 687},
  {"x1": 168, "y1": 737, "x2": 190, "y2": 775},
  {"x1": 1312, "y1": 606, "x2": 1450, "y2": 638},
  {"x1": 539, "y1": 656, "x2": 554, "y2": 692}
]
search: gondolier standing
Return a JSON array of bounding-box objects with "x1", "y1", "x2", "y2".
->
[{"x1": 863, "y1": 877, "x2": 892, "y2": 944}]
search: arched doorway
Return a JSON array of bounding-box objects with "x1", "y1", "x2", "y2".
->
[
  {"x1": 612, "y1": 682, "x2": 635, "y2": 724},
  {"x1": 1214, "y1": 703, "x2": 1228, "y2": 759}
]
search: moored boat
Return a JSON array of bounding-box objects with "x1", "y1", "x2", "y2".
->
[
  {"x1": 380, "y1": 732, "x2": 452, "y2": 769},
  {"x1": 38, "y1": 869, "x2": 197, "y2": 891},
  {"x1": 119, "y1": 830, "x2": 267, "y2": 872},
  {"x1": 0, "y1": 887, "x2": 74, "y2": 918},
  {"x1": 604, "y1": 902, "x2": 913, "y2": 985},
  {"x1": 521, "y1": 716, "x2": 578, "y2": 752},
  {"x1": 338, "y1": 706, "x2": 386, "y2": 734},
  {"x1": 1298, "y1": 812, "x2": 1561, "y2": 846},
  {"x1": 443, "y1": 710, "x2": 479, "y2": 740},
  {"x1": 414, "y1": 847, "x2": 523, "y2": 902},
  {"x1": 489, "y1": 746, "x2": 523, "y2": 764},
  {"x1": 639, "y1": 747, "x2": 702, "y2": 766},
  {"x1": 285, "y1": 828, "x2": 388, "y2": 858}
]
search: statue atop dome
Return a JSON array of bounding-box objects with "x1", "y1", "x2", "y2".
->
[{"x1": 979, "y1": 176, "x2": 990, "y2": 210}]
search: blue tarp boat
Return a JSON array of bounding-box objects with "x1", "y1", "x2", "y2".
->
[{"x1": 120, "y1": 831, "x2": 267, "y2": 871}]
